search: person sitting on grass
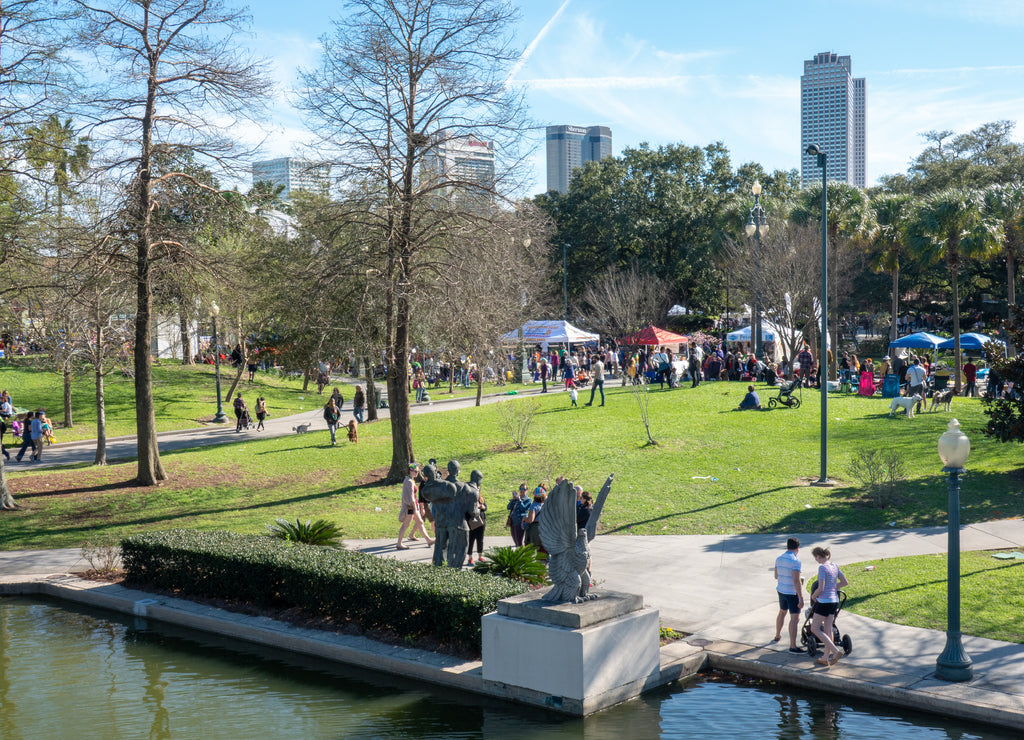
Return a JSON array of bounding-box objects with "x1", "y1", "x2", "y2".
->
[{"x1": 736, "y1": 384, "x2": 761, "y2": 410}]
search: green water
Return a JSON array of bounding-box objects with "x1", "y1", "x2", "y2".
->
[{"x1": 0, "y1": 596, "x2": 1015, "y2": 739}]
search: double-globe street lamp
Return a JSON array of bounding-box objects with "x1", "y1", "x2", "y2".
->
[
  {"x1": 935, "y1": 418, "x2": 973, "y2": 682},
  {"x1": 806, "y1": 144, "x2": 830, "y2": 486},
  {"x1": 744, "y1": 181, "x2": 769, "y2": 361},
  {"x1": 210, "y1": 302, "x2": 228, "y2": 424}
]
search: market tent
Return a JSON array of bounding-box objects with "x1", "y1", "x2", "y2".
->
[
  {"x1": 500, "y1": 320, "x2": 599, "y2": 344},
  {"x1": 888, "y1": 331, "x2": 948, "y2": 350},
  {"x1": 936, "y1": 332, "x2": 1005, "y2": 351},
  {"x1": 622, "y1": 324, "x2": 689, "y2": 346},
  {"x1": 725, "y1": 324, "x2": 776, "y2": 342}
]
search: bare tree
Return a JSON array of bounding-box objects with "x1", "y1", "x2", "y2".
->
[
  {"x1": 581, "y1": 259, "x2": 673, "y2": 338},
  {"x1": 74, "y1": 0, "x2": 271, "y2": 485},
  {"x1": 299, "y1": 0, "x2": 529, "y2": 481}
]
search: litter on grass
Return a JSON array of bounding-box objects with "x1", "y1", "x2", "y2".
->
[
  {"x1": 991, "y1": 551, "x2": 1024, "y2": 560},
  {"x1": 691, "y1": 476, "x2": 719, "y2": 481}
]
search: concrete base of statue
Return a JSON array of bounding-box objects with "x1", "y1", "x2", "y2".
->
[{"x1": 481, "y1": 588, "x2": 660, "y2": 715}]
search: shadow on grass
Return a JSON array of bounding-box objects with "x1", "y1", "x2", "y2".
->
[
  {"x1": 602, "y1": 485, "x2": 797, "y2": 534},
  {"x1": 845, "y1": 560, "x2": 1024, "y2": 612}
]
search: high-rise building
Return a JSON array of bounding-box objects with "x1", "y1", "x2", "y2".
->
[
  {"x1": 421, "y1": 134, "x2": 496, "y2": 190},
  {"x1": 546, "y1": 125, "x2": 612, "y2": 194},
  {"x1": 251, "y1": 158, "x2": 331, "y2": 199},
  {"x1": 800, "y1": 53, "x2": 866, "y2": 187}
]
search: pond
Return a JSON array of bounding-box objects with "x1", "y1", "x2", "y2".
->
[{"x1": 0, "y1": 596, "x2": 1014, "y2": 739}]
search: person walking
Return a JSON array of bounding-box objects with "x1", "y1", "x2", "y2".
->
[
  {"x1": 323, "y1": 397, "x2": 341, "y2": 446},
  {"x1": 466, "y1": 478, "x2": 487, "y2": 565},
  {"x1": 810, "y1": 546, "x2": 848, "y2": 666},
  {"x1": 352, "y1": 385, "x2": 366, "y2": 423},
  {"x1": 397, "y1": 463, "x2": 433, "y2": 550},
  {"x1": 906, "y1": 358, "x2": 927, "y2": 415},
  {"x1": 797, "y1": 345, "x2": 814, "y2": 387},
  {"x1": 232, "y1": 393, "x2": 247, "y2": 432},
  {"x1": 539, "y1": 358, "x2": 549, "y2": 393},
  {"x1": 586, "y1": 354, "x2": 605, "y2": 406},
  {"x1": 773, "y1": 537, "x2": 805, "y2": 653},
  {"x1": 254, "y1": 396, "x2": 267, "y2": 431},
  {"x1": 15, "y1": 411, "x2": 43, "y2": 462},
  {"x1": 688, "y1": 352, "x2": 701, "y2": 388},
  {"x1": 507, "y1": 484, "x2": 530, "y2": 547}
]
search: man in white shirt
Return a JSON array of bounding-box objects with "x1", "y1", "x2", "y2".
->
[
  {"x1": 906, "y1": 358, "x2": 927, "y2": 415},
  {"x1": 586, "y1": 355, "x2": 605, "y2": 406},
  {"x1": 773, "y1": 537, "x2": 805, "y2": 653}
]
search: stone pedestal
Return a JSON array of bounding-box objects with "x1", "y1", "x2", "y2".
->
[{"x1": 481, "y1": 589, "x2": 659, "y2": 715}]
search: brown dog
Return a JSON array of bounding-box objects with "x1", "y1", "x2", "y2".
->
[{"x1": 347, "y1": 419, "x2": 359, "y2": 443}]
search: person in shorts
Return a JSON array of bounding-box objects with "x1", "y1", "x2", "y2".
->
[
  {"x1": 906, "y1": 357, "x2": 927, "y2": 415},
  {"x1": 773, "y1": 537, "x2": 805, "y2": 653}
]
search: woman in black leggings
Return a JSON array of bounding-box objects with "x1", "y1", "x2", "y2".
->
[{"x1": 467, "y1": 493, "x2": 487, "y2": 566}]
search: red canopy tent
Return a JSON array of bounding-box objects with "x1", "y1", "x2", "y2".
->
[{"x1": 622, "y1": 324, "x2": 689, "y2": 346}]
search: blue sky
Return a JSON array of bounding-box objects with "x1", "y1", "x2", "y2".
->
[{"x1": 242, "y1": 0, "x2": 1024, "y2": 194}]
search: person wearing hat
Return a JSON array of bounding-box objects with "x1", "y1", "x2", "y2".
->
[
  {"x1": 506, "y1": 483, "x2": 532, "y2": 547},
  {"x1": 397, "y1": 462, "x2": 433, "y2": 550}
]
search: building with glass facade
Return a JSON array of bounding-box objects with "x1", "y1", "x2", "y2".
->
[
  {"x1": 545, "y1": 125, "x2": 612, "y2": 194},
  {"x1": 800, "y1": 53, "x2": 866, "y2": 187},
  {"x1": 251, "y1": 158, "x2": 331, "y2": 199}
]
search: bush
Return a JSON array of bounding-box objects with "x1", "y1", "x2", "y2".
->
[
  {"x1": 472, "y1": 545, "x2": 548, "y2": 585},
  {"x1": 847, "y1": 448, "x2": 906, "y2": 507},
  {"x1": 496, "y1": 398, "x2": 540, "y2": 449},
  {"x1": 266, "y1": 518, "x2": 344, "y2": 547},
  {"x1": 121, "y1": 530, "x2": 527, "y2": 653}
]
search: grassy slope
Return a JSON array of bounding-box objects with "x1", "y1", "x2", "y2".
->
[{"x1": 3, "y1": 380, "x2": 1021, "y2": 551}]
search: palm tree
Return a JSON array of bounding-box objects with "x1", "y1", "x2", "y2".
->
[
  {"x1": 909, "y1": 188, "x2": 1000, "y2": 393},
  {"x1": 869, "y1": 193, "x2": 917, "y2": 342},
  {"x1": 982, "y1": 184, "x2": 1024, "y2": 354},
  {"x1": 792, "y1": 182, "x2": 874, "y2": 377}
]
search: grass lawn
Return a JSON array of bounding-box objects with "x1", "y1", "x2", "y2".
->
[
  {"x1": 844, "y1": 551, "x2": 1024, "y2": 644},
  {"x1": 2, "y1": 379, "x2": 1022, "y2": 551}
]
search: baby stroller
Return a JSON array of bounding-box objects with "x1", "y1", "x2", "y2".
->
[
  {"x1": 768, "y1": 379, "x2": 802, "y2": 409},
  {"x1": 800, "y1": 581, "x2": 853, "y2": 658},
  {"x1": 236, "y1": 407, "x2": 254, "y2": 431}
]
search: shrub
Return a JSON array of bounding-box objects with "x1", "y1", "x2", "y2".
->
[
  {"x1": 472, "y1": 545, "x2": 548, "y2": 585},
  {"x1": 847, "y1": 448, "x2": 906, "y2": 507},
  {"x1": 81, "y1": 541, "x2": 122, "y2": 575},
  {"x1": 496, "y1": 398, "x2": 540, "y2": 449},
  {"x1": 121, "y1": 530, "x2": 527, "y2": 653},
  {"x1": 266, "y1": 518, "x2": 344, "y2": 547}
]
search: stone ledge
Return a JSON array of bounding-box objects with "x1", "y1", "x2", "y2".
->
[{"x1": 496, "y1": 588, "x2": 642, "y2": 629}]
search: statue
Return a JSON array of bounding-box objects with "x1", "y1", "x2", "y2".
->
[
  {"x1": 539, "y1": 475, "x2": 613, "y2": 604},
  {"x1": 420, "y1": 461, "x2": 477, "y2": 568}
]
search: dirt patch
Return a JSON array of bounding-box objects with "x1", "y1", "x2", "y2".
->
[{"x1": 353, "y1": 466, "x2": 391, "y2": 487}]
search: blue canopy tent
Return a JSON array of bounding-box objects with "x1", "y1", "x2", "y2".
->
[
  {"x1": 887, "y1": 331, "x2": 948, "y2": 350},
  {"x1": 936, "y1": 332, "x2": 1005, "y2": 352}
]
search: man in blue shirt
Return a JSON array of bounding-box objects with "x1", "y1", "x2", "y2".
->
[{"x1": 773, "y1": 537, "x2": 805, "y2": 653}]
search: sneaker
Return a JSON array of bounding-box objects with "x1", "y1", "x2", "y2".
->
[{"x1": 467, "y1": 558, "x2": 474, "y2": 565}]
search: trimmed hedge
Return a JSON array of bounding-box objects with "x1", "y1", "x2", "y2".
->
[{"x1": 121, "y1": 529, "x2": 528, "y2": 652}]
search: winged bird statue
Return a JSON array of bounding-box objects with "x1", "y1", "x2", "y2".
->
[{"x1": 540, "y1": 475, "x2": 613, "y2": 603}]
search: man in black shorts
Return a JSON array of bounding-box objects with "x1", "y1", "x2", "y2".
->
[{"x1": 773, "y1": 537, "x2": 805, "y2": 653}]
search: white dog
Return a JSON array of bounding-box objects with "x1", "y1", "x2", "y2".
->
[
  {"x1": 292, "y1": 423, "x2": 311, "y2": 434},
  {"x1": 929, "y1": 389, "x2": 954, "y2": 413},
  {"x1": 889, "y1": 394, "x2": 923, "y2": 418}
]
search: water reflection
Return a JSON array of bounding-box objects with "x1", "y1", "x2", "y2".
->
[{"x1": 0, "y1": 596, "x2": 1017, "y2": 740}]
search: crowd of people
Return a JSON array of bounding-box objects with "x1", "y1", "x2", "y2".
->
[{"x1": 0, "y1": 391, "x2": 56, "y2": 463}]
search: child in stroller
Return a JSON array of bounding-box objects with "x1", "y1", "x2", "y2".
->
[{"x1": 768, "y1": 378, "x2": 802, "y2": 409}]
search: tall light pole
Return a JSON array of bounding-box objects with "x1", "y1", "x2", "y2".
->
[
  {"x1": 936, "y1": 418, "x2": 973, "y2": 682},
  {"x1": 562, "y1": 242, "x2": 569, "y2": 322},
  {"x1": 807, "y1": 144, "x2": 829, "y2": 485},
  {"x1": 745, "y1": 181, "x2": 769, "y2": 361},
  {"x1": 210, "y1": 302, "x2": 228, "y2": 424}
]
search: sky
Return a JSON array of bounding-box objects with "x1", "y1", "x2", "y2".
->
[{"x1": 241, "y1": 0, "x2": 1024, "y2": 195}]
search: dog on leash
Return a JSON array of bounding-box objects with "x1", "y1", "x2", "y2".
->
[
  {"x1": 292, "y1": 423, "x2": 311, "y2": 434},
  {"x1": 930, "y1": 389, "x2": 954, "y2": 412},
  {"x1": 889, "y1": 394, "x2": 923, "y2": 418},
  {"x1": 347, "y1": 419, "x2": 358, "y2": 443}
]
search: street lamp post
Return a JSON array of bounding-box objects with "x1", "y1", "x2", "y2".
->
[
  {"x1": 210, "y1": 302, "x2": 228, "y2": 424},
  {"x1": 806, "y1": 144, "x2": 829, "y2": 485},
  {"x1": 935, "y1": 418, "x2": 973, "y2": 682},
  {"x1": 562, "y1": 242, "x2": 569, "y2": 322},
  {"x1": 744, "y1": 181, "x2": 769, "y2": 361}
]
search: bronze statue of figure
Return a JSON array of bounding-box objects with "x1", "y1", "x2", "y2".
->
[{"x1": 420, "y1": 460, "x2": 477, "y2": 567}]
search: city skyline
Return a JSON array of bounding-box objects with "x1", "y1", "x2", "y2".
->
[
  {"x1": 241, "y1": 0, "x2": 1024, "y2": 195},
  {"x1": 800, "y1": 53, "x2": 867, "y2": 188},
  {"x1": 545, "y1": 125, "x2": 612, "y2": 194}
]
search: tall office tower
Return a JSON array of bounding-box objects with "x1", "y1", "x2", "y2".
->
[
  {"x1": 251, "y1": 158, "x2": 331, "y2": 199},
  {"x1": 546, "y1": 125, "x2": 613, "y2": 194},
  {"x1": 800, "y1": 53, "x2": 866, "y2": 187},
  {"x1": 422, "y1": 133, "x2": 496, "y2": 190}
]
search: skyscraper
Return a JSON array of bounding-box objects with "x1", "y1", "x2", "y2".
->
[
  {"x1": 421, "y1": 134, "x2": 496, "y2": 190},
  {"x1": 546, "y1": 125, "x2": 612, "y2": 194},
  {"x1": 800, "y1": 53, "x2": 866, "y2": 187},
  {"x1": 252, "y1": 158, "x2": 331, "y2": 199}
]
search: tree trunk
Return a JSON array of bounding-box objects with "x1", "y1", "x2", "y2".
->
[
  {"x1": 0, "y1": 459, "x2": 16, "y2": 510},
  {"x1": 94, "y1": 358, "x2": 107, "y2": 466},
  {"x1": 476, "y1": 365, "x2": 483, "y2": 407},
  {"x1": 1008, "y1": 253, "x2": 1018, "y2": 356},
  {"x1": 890, "y1": 266, "x2": 900, "y2": 343},
  {"x1": 386, "y1": 295, "x2": 414, "y2": 482},
  {"x1": 302, "y1": 368, "x2": 310, "y2": 392},
  {"x1": 364, "y1": 358, "x2": 378, "y2": 422},
  {"x1": 179, "y1": 305, "x2": 194, "y2": 364},
  {"x1": 62, "y1": 362, "x2": 73, "y2": 428},
  {"x1": 952, "y1": 266, "x2": 963, "y2": 395}
]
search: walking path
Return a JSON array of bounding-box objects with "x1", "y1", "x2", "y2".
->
[{"x1": 3, "y1": 381, "x2": 1024, "y2": 729}]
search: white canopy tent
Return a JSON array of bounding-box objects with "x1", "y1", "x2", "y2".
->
[{"x1": 500, "y1": 320, "x2": 600, "y2": 345}]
